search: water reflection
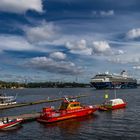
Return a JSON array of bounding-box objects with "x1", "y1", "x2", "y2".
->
[
  {"x1": 0, "y1": 125, "x2": 22, "y2": 135},
  {"x1": 40, "y1": 115, "x2": 96, "y2": 134},
  {"x1": 110, "y1": 108, "x2": 126, "y2": 119}
]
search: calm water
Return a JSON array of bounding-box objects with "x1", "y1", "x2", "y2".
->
[{"x1": 0, "y1": 88, "x2": 140, "y2": 140}]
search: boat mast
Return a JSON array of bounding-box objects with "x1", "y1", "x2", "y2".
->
[{"x1": 114, "y1": 89, "x2": 117, "y2": 99}]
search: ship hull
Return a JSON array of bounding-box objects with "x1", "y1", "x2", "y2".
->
[
  {"x1": 38, "y1": 108, "x2": 97, "y2": 123},
  {"x1": 90, "y1": 82, "x2": 137, "y2": 89}
]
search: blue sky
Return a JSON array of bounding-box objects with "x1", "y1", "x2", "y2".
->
[{"x1": 0, "y1": 0, "x2": 140, "y2": 83}]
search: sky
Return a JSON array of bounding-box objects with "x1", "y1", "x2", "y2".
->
[{"x1": 0, "y1": 0, "x2": 140, "y2": 83}]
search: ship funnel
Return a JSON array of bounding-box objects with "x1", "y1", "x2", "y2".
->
[
  {"x1": 120, "y1": 70, "x2": 128, "y2": 77},
  {"x1": 120, "y1": 70, "x2": 126, "y2": 75}
]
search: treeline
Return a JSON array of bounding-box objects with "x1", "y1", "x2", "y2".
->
[
  {"x1": 0, "y1": 81, "x2": 26, "y2": 89},
  {"x1": 26, "y1": 82, "x2": 90, "y2": 88},
  {"x1": 0, "y1": 81, "x2": 90, "y2": 89}
]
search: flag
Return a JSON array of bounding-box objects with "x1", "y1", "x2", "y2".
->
[{"x1": 104, "y1": 94, "x2": 109, "y2": 99}]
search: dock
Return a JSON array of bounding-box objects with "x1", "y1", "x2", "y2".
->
[
  {"x1": 0, "y1": 112, "x2": 40, "y2": 122},
  {"x1": 0, "y1": 95, "x2": 89, "y2": 122},
  {"x1": 0, "y1": 94, "x2": 88, "y2": 110}
]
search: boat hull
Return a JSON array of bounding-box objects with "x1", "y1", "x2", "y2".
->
[
  {"x1": 38, "y1": 108, "x2": 97, "y2": 123},
  {"x1": 110, "y1": 103, "x2": 126, "y2": 110},
  {"x1": 98, "y1": 103, "x2": 126, "y2": 111},
  {"x1": 0, "y1": 119, "x2": 22, "y2": 130}
]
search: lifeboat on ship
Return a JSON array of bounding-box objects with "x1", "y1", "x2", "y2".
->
[
  {"x1": 37, "y1": 97, "x2": 97, "y2": 123},
  {"x1": 98, "y1": 98, "x2": 126, "y2": 111}
]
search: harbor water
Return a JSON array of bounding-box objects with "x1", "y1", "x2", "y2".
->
[{"x1": 0, "y1": 87, "x2": 140, "y2": 140}]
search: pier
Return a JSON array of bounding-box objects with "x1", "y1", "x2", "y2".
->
[
  {"x1": 0, "y1": 94, "x2": 88, "y2": 110},
  {"x1": 0, "y1": 112, "x2": 40, "y2": 122}
]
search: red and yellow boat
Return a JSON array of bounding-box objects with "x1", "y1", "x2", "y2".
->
[
  {"x1": 37, "y1": 97, "x2": 97, "y2": 123},
  {"x1": 98, "y1": 98, "x2": 126, "y2": 111}
]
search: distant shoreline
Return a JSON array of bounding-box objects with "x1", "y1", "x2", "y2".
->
[{"x1": 0, "y1": 81, "x2": 91, "y2": 89}]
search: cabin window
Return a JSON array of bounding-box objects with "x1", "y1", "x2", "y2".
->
[
  {"x1": 59, "y1": 102, "x2": 69, "y2": 110},
  {"x1": 0, "y1": 99, "x2": 4, "y2": 103},
  {"x1": 70, "y1": 103, "x2": 80, "y2": 107},
  {"x1": 105, "y1": 101, "x2": 112, "y2": 105}
]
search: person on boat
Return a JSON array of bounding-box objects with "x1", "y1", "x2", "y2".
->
[
  {"x1": 6, "y1": 117, "x2": 9, "y2": 123},
  {"x1": 2, "y1": 118, "x2": 5, "y2": 124}
]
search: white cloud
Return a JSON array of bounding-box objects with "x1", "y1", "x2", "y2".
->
[
  {"x1": 65, "y1": 39, "x2": 92, "y2": 55},
  {"x1": 108, "y1": 58, "x2": 126, "y2": 64},
  {"x1": 0, "y1": 35, "x2": 34, "y2": 52},
  {"x1": 117, "y1": 50, "x2": 125, "y2": 55},
  {"x1": 65, "y1": 40, "x2": 124, "y2": 56},
  {"x1": 112, "y1": 49, "x2": 125, "y2": 55},
  {"x1": 92, "y1": 41, "x2": 111, "y2": 54},
  {"x1": 70, "y1": 48, "x2": 92, "y2": 56},
  {"x1": 66, "y1": 39, "x2": 86, "y2": 50},
  {"x1": 92, "y1": 10, "x2": 114, "y2": 17},
  {"x1": 126, "y1": 28, "x2": 140, "y2": 39},
  {"x1": 0, "y1": 0, "x2": 43, "y2": 13},
  {"x1": 133, "y1": 66, "x2": 140, "y2": 70},
  {"x1": 0, "y1": 35, "x2": 61, "y2": 53},
  {"x1": 75, "y1": 39, "x2": 87, "y2": 50},
  {"x1": 26, "y1": 57, "x2": 83, "y2": 75},
  {"x1": 100, "y1": 10, "x2": 114, "y2": 16},
  {"x1": 49, "y1": 52, "x2": 66, "y2": 60},
  {"x1": 105, "y1": 41, "x2": 140, "y2": 67},
  {"x1": 108, "y1": 57, "x2": 140, "y2": 64},
  {"x1": 24, "y1": 22, "x2": 58, "y2": 43}
]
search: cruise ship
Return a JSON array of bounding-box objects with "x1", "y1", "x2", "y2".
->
[{"x1": 90, "y1": 70, "x2": 137, "y2": 89}]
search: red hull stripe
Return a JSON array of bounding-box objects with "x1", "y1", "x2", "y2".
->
[
  {"x1": 0, "y1": 120, "x2": 22, "y2": 129},
  {"x1": 111, "y1": 103, "x2": 126, "y2": 109},
  {"x1": 99, "y1": 103, "x2": 126, "y2": 111}
]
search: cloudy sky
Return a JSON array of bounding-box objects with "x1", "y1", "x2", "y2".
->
[{"x1": 0, "y1": 0, "x2": 140, "y2": 83}]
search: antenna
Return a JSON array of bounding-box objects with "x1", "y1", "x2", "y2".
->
[
  {"x1": 64, "y1": 96, "x2": 69, "y2": 102},
  {"x1": 47, "y1": 97, "x2": 50, "y2": 100},
  {"x1": 3, "y1": 92, "x2": 7, "y2": 96},
  {"x1": 14, "y1": 93, "x2": 18, "y2": 100},
  {"x1": 59, "y1": 91, "x2": 62, "y2": 96}
]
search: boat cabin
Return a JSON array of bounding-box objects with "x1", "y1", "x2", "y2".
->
[
  {"x1": 59, "y1": 98, "x2": 82, "y2": 110},
  {"x1": 0, "y1": 94, "x2": 16, "y2": 106},
  {"x1": 104, "y1": 98, "x2": 125, "y2": 107}
]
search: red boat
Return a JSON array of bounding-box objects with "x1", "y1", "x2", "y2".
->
[
  {"x1": 98, "y1": 98, "x2": 126, "y2": 111},
  {"x1": 0, "y1": 118, "x2": 23, "y2": 130},
  {"x1": 37, "y1": 97, "x2": 97, "y2": 123}
]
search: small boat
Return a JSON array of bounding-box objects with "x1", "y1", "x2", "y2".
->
[
  {"x1": 98, "y1": 98, "x2": 126, "y2": 111},
  {"x1": 37, "y1": 97, "x2": 97, "y2": 123},
  {"x1": 0, "y1": 118, "x2": 23, "y2": 130},
  {"x1": 0, "y1": 93, "x2": 17, "y2": 106}
]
